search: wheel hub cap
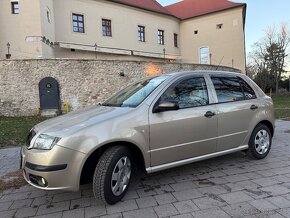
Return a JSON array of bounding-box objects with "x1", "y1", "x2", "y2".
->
[
  {"x1": 254, "y1": 130, "x2": 270, "y2": 155},
  {"x1": 111, "y1": 156, "x2": 131, "y2": 196}
]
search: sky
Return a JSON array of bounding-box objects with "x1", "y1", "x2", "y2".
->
[{"x1": 158, "y1": 0, "x2": 290, "y2": 54}]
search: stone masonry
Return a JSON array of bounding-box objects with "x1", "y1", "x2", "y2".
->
[{"x1": 0, "y1": 59, "x2": 240, "y2": 116}]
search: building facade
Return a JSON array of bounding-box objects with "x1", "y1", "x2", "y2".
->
[{"x1": 0, "y1": 0, "x2": 246, "y2": 72}]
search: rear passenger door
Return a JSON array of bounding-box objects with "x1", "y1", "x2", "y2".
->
[{"x1": 210, "y1": 75, "x2": 259, "y2": 151}]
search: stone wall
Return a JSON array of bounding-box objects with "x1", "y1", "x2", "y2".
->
[{"x1": 0, "y1": 59, "x2": 241, "y2": 116}]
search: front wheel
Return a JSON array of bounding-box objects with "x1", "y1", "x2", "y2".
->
[
  {"x1": 248, "y1": 124, "x2": 272, "y2": 159},
  {"x1": 93, "y1": 146, "x2": 132, "y2": 205}
]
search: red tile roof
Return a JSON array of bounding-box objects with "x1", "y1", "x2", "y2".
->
[
  {"x1": 107, "y1": 0, "x2": 245, "y2": 20},
  {"x1": 108, "y1": 0, "x2": 172, "y2": 16},
  {"x1": 165, "y1": 0, "x2": 245, "y2": 20}
]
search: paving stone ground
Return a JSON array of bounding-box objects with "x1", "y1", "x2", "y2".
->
[
  {"x1": 0, "y1": 147, "x2": 21, "y2": 178},
  {"x1": 1, "y1": 120, "x2": 290, "y2": 218}
]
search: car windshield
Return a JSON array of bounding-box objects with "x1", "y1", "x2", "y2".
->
[{"x1": 102, "y1": 75, "x2": 170, "y2": 108}]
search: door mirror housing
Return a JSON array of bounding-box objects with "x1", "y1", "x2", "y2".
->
[{"x1": 153, "y1": 101, "x2": 179, "y2": 113}]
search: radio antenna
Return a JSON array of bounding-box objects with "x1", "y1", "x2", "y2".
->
[{"x1": 216, "y1": 56, "x2": 224, "y2": 70}]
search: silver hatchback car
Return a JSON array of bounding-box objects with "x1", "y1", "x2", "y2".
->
[{"x1": 21, "y1": 71, "x2": 275, "y2": 204}]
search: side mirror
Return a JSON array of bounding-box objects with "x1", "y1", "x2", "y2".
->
[{"x1": 153, "y1": 101, "x2": 179, "y2": 113}]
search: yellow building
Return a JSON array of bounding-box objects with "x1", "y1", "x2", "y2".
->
[{"x1": 0, "y1": 0, "x2": 246, "y2": 72}]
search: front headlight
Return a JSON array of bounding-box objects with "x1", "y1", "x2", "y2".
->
[{"x1": 33, "y1": 134, "x2": 61, "y2": 150}]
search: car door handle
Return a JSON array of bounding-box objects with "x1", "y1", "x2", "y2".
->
[
  {"x1": 250, "y1": 105, "x2": 258, "y2": 110},
  {"x1": 204, "y1": 111, "x2": 216, "y2": 118}
]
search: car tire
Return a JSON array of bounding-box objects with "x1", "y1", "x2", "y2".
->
[
  {"x1": 248, "y1": 124, "x2": 272, "y2": 159},
  {"x1": 93, "y1": 146, "x2": 132, "y2": 205}
]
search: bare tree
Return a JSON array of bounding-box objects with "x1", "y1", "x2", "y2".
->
[
  {"x1": 248, "y1": 23, "x2": 290, "y2": 93},
  {"x1": 248, "y1": 42, "x2": 271, "y2": 92},
  {"x1": 266, "y1": 23, "x2": 290, "y2": 92}
]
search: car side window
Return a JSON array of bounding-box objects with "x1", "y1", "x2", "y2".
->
[
  {"x1": 160, "y1": 77, "x2": 209, "y2": 109},
  {"x1": 239, "y1": 78, "x2": 257, "y2": 100},
  {"x1": 211, "y1": 76, "x2": 244, "y2": 103}
]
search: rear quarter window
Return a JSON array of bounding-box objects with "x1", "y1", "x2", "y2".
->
[{"x1": 239, "y1": 77, "x2": 257, "y2": 100}]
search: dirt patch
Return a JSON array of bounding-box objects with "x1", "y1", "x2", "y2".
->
[{"x1": 0, "y1": 170, "x2": 26, "y2": 192}]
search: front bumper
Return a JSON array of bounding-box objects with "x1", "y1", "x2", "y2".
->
[{"x1": 21, "y1": 145, "x2": 86, "y2": 191}]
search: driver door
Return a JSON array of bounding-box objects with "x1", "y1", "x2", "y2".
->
[{"x1": 149, "y1": 76, "x2": 218, "y2": 167}]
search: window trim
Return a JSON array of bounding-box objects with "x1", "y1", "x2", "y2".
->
[
  {"x1": 72, "y1": 13, "x2": 85, "y2": 33},
  {"x1": 158, "y1": 29, "x2": 165, "y2": 45},
  {"x1": 151, "y1": 74, "x2": 258, "y2": 114},
  {"x1": 102, "y1": 18, "x2": 112, "y2": 37},
  {"x1": 138, "y1": 25, "x2": 145, "y2": 42},
  {"x1": 11, "y1": 1, "x2": 19, "y2": 14}
]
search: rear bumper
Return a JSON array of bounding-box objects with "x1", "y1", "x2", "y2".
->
[{"x1": 21, "y1": 145, "x2": 86, "y2": 191}]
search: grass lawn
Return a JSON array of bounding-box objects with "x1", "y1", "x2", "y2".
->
[
  {"x1": 0, "y1": 116, "x2": 47, "y2": 148},
  {"x1": 271, "y1": 94, "x2": 290, "y2": 119}
]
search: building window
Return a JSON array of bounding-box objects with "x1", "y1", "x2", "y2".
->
[
  {"x1": 216, "y1": 24, "x2": 223, "y2": 29},
  {"x1": 174, "y1": 33, "x2": 178, "y2": 47},
  {"x1": 158, "y1": 30, "x2": 164, "y2": 45},
  {"x1": 199, "y1": 47, "x2": 210, "y2": 64},
  {"x1": 194, "y1": 30, "x2": 198, "y2": 35},
  {"x1": 102, "y1": 19, "x2": 112, "y2": 37},
  {"x1": 11, "y1": 2, "x2": 19, "y2": 14},
  {"x1": 138, "y1": 26, "x2": 145, "y2": 42},
  {"x1": 72, "y1": 14, "x2": 84, "y2": 33}
]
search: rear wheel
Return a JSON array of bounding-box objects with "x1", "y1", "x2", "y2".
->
[
  {"x1": 248, "y1": 124, "x2": 272, "y2": 159},
  {"x1": 93, "y1": 146, "x2": 132, "y2": 205}
]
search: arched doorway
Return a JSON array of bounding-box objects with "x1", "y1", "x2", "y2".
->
[{"x1": 39, "y1": 77, "x2": 60, "y2": 114}]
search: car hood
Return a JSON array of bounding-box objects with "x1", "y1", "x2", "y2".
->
[{"x1": 34, "y1": 106, "x2": 134, "y2": 137}]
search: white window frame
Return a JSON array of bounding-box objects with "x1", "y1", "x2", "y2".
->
[{"x1": 199, "y1": 47, "x2": 210, "y2": 65}]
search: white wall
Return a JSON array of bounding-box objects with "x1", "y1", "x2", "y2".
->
[
  {"x1": 53, "y1": 0, "x2": 181, "y2": 58},
  {"x1": 0, "y1": 0, "x2": 43, "y2": 59},
  {"x1": 39, "y1": 0, "x2": 56, "y2": 58},
  {"x1": 180, "y1": 7, "x2": 246, "y2": 73},
  {"x1": 0, "y1": 0, "x2": 246, "y2": 72}
]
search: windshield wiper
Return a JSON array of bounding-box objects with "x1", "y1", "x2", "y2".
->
[{"x1": 101, "y1": 103, "x2": 122, "y2": 107}]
